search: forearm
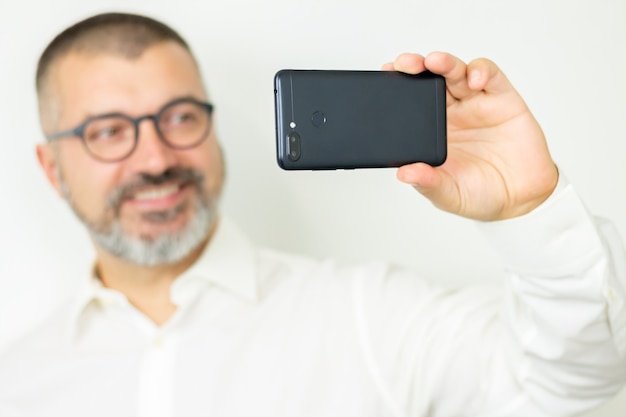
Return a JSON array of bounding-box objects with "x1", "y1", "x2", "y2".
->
[{"x1": 476, "y1": 175, "x2": 626, "y2": 415}]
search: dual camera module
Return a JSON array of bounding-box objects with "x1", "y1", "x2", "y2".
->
[
  {"x1": 286, "y1": 111, "x2": 326, "y2": 162},
  {"x1": 287, "y1": 131, "x2": 301, "y2": 161}
]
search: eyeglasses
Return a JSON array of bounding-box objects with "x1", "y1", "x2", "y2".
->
[{"x1": 46, "y1": 98, "x2": 214, "y2": 162}]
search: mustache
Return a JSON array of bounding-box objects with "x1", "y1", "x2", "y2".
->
[{"x1": 107, "y1": 167, "x2": 205, "y2": 211}]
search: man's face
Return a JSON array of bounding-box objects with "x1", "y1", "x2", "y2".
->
[{"x1": 37, "y1": 42, "x2": 224, "y2": 265}]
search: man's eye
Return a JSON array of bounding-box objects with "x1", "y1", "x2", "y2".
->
[
  {"x1": 98, "y1": 127, "x2": 120, "y2": 137},
  {"x1": 171, "y1": 112, "x2": 196, "y2": 124},
  {"x1": 86, "y1": 124, "x2": 126, "y2": 142}
]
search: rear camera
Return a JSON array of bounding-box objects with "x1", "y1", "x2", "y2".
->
[{"x1": 287, "y1": 132, "x2": 301, "y2": 161}]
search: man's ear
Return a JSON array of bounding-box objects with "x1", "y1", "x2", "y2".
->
[{"x1": 36, "y1": 143, "x2": 64, "y2": 198}]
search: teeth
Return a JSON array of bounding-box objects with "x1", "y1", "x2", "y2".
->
[{"x1": 132, "y1": 185, "x2": 180, "y2": 201}]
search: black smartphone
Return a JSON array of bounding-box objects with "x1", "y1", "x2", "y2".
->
[{"x1": 274, "y1": 69, "x2": 447, "y2": 170}]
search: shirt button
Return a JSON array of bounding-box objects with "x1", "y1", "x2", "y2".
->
[
  {"x1": 608, "y1": 288, "x2": 616, "y2": 302},
  {"x1": 98, "y1": 298, "x2": 113, "y2": 307},
  {"x1": 153, "y1": 335, "x2": 165, "y2": 348}
]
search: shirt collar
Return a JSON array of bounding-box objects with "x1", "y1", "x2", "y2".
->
[
  {"x1": 66, "y1": 216, "x2": 258, "y2": 342},
  {"x1": 171, "y1": 216, "x2": 258, "y2": 304},
  {"x1": 66, "y1": 271, "x2": 126, "y2": 342}
]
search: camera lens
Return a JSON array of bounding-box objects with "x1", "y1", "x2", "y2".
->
[{"x1": 287, "y1": 132, "x2": 301, "y2": 162}]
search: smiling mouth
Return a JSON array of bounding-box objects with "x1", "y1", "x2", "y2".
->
[
  {"x1": 108, "y1": 168, "x2": 205, "y2": 216},
  {"x1": 125, "y1": 183, "x2": 191, "y2": 224},
  {"x1": 141, "y1": 202, "x2": 187, "y2": 223},
  {"x1": 130, "y1": 184, "x2": 183, "y2": 201}
]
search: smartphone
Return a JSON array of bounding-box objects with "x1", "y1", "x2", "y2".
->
[{"x1": 274, "y1": 69, "x2": 447, "y2": 170}]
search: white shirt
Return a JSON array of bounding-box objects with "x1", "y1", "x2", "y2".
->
[{"x1": 1, "y1": 180, "x2": 625, "y2": 417}]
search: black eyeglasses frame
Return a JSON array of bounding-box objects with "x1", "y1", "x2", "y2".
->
[{"x1": 46, "y1": 97, "x2": 214, "y2": 162}]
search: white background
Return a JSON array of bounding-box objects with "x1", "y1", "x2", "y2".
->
[{"x1": 0, "y1": 0, "x2": 624, "y2": 415}]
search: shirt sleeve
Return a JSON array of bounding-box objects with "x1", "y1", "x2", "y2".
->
[
  {"x1": 352, "y1": 176, "x2": 626, "y2": 417},
  {"x1": 474, "y1": 176, "x2": 626, "y2": 415}
]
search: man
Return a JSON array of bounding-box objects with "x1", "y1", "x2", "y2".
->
[{"x1": 0, "y1": 11, "x2": 624, "y2": 417}]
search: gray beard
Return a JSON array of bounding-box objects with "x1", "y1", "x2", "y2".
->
[
  {"x1": 88, "y1": 196, "x2": 215, "y2": 266},
  {"x1": 58, "y1": 169, "x2": 218, "y2": 267}
]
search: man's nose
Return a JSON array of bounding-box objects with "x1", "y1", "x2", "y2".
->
[{"x1": 126, "y1": 117, "x2": 178, "y2": 175}]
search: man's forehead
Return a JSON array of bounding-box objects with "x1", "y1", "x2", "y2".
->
[
  {"x1": 53, "y1": 41, "x2": 196, "y2": 70},
  {"x1": 52, "y1": 43, "x2": 201, "y2": 88},
  {"x1": 43, "y1": 42, "x2": 206, "y2": 119}
]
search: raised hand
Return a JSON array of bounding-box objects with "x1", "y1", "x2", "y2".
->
[{"x1": 383, "y1": 52, "x2": 558, "y2": 221}]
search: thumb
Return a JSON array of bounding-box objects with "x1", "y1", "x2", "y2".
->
[
  {"x1": 397, "y1": 163, "x2": 459, "y2": 212},
  {"x1": 397, "y1": 162, "x2": 441, "y2": 191}
]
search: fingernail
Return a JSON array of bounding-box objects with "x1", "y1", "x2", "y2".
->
[{"x1": 469, "y1": 69, "x2": 481, "y2": 86}]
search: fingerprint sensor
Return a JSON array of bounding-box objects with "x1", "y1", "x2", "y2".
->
[{"x1": 311, "y1": 111, "x2": 326, "y2": 128}]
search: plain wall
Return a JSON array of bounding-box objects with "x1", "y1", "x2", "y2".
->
[{"x1": 1, "y1": 0, "x2": 624, "y2": 415}]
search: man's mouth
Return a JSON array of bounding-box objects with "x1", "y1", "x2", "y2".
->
[
  {"x1": 120, "y1": 182, "x2": 190, "y2": 223},
  {"x1": 130, "y1": 184, "x2": 183, "y2": 201},
  {"x1": 107, "y1": 168, "x2": 205, "y2": 215}
]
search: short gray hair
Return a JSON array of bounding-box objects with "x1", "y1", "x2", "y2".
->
[{"x1": 36, "y1": 12, "x2": 192, "y2": 95}]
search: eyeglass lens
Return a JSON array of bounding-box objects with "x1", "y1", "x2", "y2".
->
[{"x1": 83, "y1": 100, "x2": 211, "y2": 161}]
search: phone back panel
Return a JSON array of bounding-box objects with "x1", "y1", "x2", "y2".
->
[{"x1": 274, "y1": 70, "x2": 447, "y2": 170}]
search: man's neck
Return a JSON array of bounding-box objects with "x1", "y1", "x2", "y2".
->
[{"x1": 93, "y1": 225, "x2": 215, "y2": 326}]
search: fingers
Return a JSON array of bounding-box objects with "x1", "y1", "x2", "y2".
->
[
  {"x1": 390, "y1": 53, "x2": 427, "y2": 74},
  {"x1": 385, "y1": 52, "x2": 482, "y2": 101},
  {"x1": 426, "y1": 53, "x2": 514, "y2": 99},
  {"x1": 388, "y1": 52, "x2": 475, "y2": 100},
  {"x1": 465, "y1": 57, "x2": 513, "y2": 95},
  {"x1": 387, "y1": 52, "x2": 515, "y2": 101},
  {"x1": 423, "y1": 52, "x2": 474, "y2": 100}
]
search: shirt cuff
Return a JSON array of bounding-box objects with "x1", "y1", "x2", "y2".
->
[
  {"x1": 476, "y1": 175, "x2": 626, "y2": 358},
  {"x1": 476, "y1": 175, "x2": 604, "y2": 276}
]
